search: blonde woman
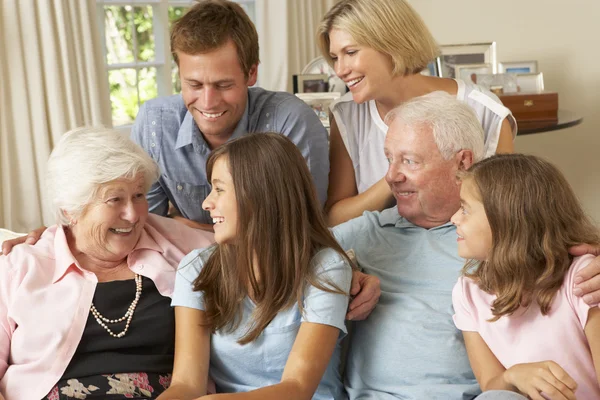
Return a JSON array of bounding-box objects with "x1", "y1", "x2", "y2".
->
[{"x1": 317, "y1": 0, "x2": 517, "y2": 226}]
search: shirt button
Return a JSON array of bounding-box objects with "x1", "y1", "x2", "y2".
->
[
  {"x1": 151, "y1": 132, "x2": 156, "y2": 137},
  {"x1": 151, "y1": 121, "x2": 156, "y2": 125},
  {"x1": 138, "y1": 265, "x2": 144, "y2": 270},
  {"x1": 151, "y1": 142, "x2": 156, "y2": 147},
  {"x1": 266, "y1": 113, "x2": 270, "y2": 117},
  {"x1": 177, "y1": 185, "x2": 183, "y2": 191},
  {"x1": 266, "y1": 124, "x2": 270, "y2": 129}
]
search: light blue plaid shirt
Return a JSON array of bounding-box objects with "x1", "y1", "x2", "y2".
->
[{"x1": 131, "y1": 88, "x2": 329, "y2": 224}]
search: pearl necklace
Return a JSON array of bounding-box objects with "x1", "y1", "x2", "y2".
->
[{"x1": 90, "y1": 274, "x2": 142, "y2": 338}]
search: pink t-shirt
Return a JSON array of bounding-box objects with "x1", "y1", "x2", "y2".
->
[
  {"x1": 0, "y1": 214, "x2": 214, "y2": 400},
  {"x1": 452, "y1": 254, "x2": 600, "y2": 399}
]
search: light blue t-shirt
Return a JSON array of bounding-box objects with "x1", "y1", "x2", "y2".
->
[
  {"x1": 172, "y1": 246, "x2": 352, "y2": 399},
  {"x1": 333, "y1": 208, "x2": 481, "y2": 400}
]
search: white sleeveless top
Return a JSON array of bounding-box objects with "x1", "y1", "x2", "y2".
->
[{"x1": 330, "y1": 79, "x2": 517, "y2": 193}]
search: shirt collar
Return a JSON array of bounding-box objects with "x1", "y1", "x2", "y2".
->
[
  {"x1": 51, "y1": 224, "x2": 164, "y2": 283},
  {"x1": 174, "y1": 91, "x2": 250, "y2": 150},
  {"x1": 378, "y1": 207, "x2": 454, "y2": 230}
]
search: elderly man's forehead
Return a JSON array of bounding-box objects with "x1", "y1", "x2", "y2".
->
[{"x1": 385, "y1": 120, "x2": 436, "y2": 149}]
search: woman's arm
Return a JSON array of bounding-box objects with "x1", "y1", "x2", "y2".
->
[
  {"x1": 202, "y1": 322, "x2": 341, "y2": 400},
  {"x1": 157, "y1": 306, "x2": 211, "y2": 400},
  {"x1": 585, "y1": 307, "x2": 600, "y2": 384},
  {"x1": 495, "y1": 118, "x2": 515, "y2": 154},
  {"x1": 325, "y1": 117, "x2": 395, "y2": 227},
  {"x1": 463, "y1": 332, "x2": 577, "y2": 399}
]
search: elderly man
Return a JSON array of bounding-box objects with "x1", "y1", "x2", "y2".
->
[{"x1": 334, "y1": 92, "x2": 533, "y2": 400}]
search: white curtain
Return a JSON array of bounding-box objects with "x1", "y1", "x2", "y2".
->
[
  {"x1": 256, "y1": 0, "x2": 338, "y2": 92},
  {"x1": 0, "y1": 0, "x2": 111, "y2": 232}
]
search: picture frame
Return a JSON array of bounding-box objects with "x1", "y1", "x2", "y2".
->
[
  {"x1": 295, "y1": 92, "x2": 340, "y2": 129},
  {"x1": 438, "y1": 42, "x2": 497, "y2": 78},
  {"x1": 301, "y1": 56, "x2": 348, "y2": 95},
  {"x1": 454, "y1": 63, "x2": 494, "y2": 84},
  {"x1": 498, "y1": 60, "x2": 538, "y2": 74},
  {"x1": 516, "y1": 72, "x2": 545, "y2": 93},
  {"x1": 293, "y1": 74, "x2": 329, "y2": 94},
  {"x1": 420, "y1": 57, "x2": 442, "y2": 77}
]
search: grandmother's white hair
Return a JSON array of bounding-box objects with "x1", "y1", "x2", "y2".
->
[
  {"x1": 384, "y1": 91, "x2": 485, "y2": 162},
  {"x1": 46, "y1": 126, "x2": 159, "y2": 225}
]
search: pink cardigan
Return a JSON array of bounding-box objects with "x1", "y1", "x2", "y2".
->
[{"x1": 0, "y1": 214, "x2": 214, "y2": 400}]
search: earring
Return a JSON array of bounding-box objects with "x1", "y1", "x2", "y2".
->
[{"x1": 68, "y1": 219, "x2": 76, "y2": 227}]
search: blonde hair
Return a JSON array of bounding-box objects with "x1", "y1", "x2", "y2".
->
[
  {"x1": 317, "y1": 0, "x2": 439, "y2": 76},
  {"x1": 192, "y1": 133, "x2": 350, "y2": 344},
  {"x1": 461, "y1": 154, "x2": 599, "y2": 321}
]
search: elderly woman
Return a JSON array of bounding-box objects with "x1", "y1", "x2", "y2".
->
[{"x1": 0, "y1": 127, "x2": 214, "y2": 400}]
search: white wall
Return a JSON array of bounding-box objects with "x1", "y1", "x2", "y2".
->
[{"x1": 410, "y1": 0, "x2": 600, "y2": 223}]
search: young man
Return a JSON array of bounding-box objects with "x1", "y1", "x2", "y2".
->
[{"x1": 132, "y1": 0, "x2": 329, "y2": 231}]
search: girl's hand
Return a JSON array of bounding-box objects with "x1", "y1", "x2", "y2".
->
[{"x1": 504, "y1": 361, "x2": 577, "y2": 400}]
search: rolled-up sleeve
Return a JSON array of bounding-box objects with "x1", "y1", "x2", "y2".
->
[
  {"x1": 303, "y1": 249, "x2": 352, "y2": 334},
  {"x1": 274, "y1": 96, "x2": 330, "y2": 206},
  {"x1": 171, "y1": 249, "x2": 209, "y2": 310},
  {"x1": 452, "y1": 277, "x2": 478, "y2": 332},
  {"x1": 131, "y1": 103, "x2": 169, "y2": 216}
]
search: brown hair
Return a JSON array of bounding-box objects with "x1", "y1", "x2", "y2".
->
[
  {"x1": 192, "y1": 133, "x2": 350, "y2": 344},
  {"x1": 317, "y1": 0, "x2": 439, "y2": 76},
  {"x1": 461, "y1": 154, "x2": 599, "y2": 320},
  {"x1": 170, "y1": 0, "x2": 259, "y2": 78}
]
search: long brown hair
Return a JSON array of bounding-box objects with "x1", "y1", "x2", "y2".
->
[
  {"x1": 192, "y1": 133, "x2": 349, "y2": 344},
  {"x1": 461, "y1": 154, "x2": 599, "y2": 320}
]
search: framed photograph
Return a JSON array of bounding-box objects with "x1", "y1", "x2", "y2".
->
[
  {"x1": 498, "y1": 60, "x2": 538, "y2": 74},
  {"x1": 420, "y1": 57, "x2": 442, "y2": 77},
  {"x1": 293, "y1": 74, "x2": 329, "y2": 94},
  {"x1": 301, "y1": 56, "x2": 348, "y2": 95},
  {"x1": 295, "y1": 92, "x2": 340, "y2": 129},
  {"x1": 516, "y1": 72, "x2": 545, "y2": 93},
  {"x1": 454, "y1": 63, "x2": 494, "y2": 84},
  {"x1": 438, "y1": 42, "x2": 497, "y2": 78}
]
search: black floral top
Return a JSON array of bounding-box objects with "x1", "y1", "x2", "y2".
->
[{"x1": 45, "y1": 277, "x2": 175, "y2": 399}]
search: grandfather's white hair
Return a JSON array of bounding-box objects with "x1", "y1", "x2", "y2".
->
[
  {"x1": 46, "y1": 126, "x2": 159, "y2": 225},
  {"x1": 384, "y1": 91, "x2": 485, "y2": 162}
]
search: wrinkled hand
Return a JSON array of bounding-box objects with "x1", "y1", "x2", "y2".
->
[
  {"x1": 570, "y1": 244, "x2": 600, "y2": 305},
  {"x1": 1, "y1": 226, "x2": 46, "y2": 255},
  {"x1": 504, "y1": 361, "x2": 577, "y2": 400},
  {"x1": 347, "y1": 270, "x2": 380, "y2": 320}
]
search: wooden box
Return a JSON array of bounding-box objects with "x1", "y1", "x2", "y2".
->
[{"x1": 498, "y1": 91, "x2": 558, "y2": 126}]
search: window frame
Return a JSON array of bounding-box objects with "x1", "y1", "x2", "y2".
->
[{"x1": 96, "y1": 0, "x2": 256, "y2": 130}]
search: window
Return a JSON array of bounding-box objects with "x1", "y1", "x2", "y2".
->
[{"x1": 97, "y1": 0, "x2": 256, "y2": 127}]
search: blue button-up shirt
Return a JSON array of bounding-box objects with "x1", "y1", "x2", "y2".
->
[{"x1": 131, "y1": 88, "x2": 329, "y2": 224}]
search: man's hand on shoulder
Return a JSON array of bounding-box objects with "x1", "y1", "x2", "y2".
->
[
  {"x1": 1, "y1": 226, "x2": 47, "y2": 255},
  {"x1": 347, "y1": 270, "x2": 381, "y2": 321},
  {"x1": 571, "y1": 244, "x2": 600, "y2": 305}
]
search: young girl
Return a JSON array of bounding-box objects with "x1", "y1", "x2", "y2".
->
[
  {"x1": 451, "y1": 153, "x2": 600, "y2": 400},
  {"x1": 157, "y1": 133, "x2": 353, "y2": 400}
]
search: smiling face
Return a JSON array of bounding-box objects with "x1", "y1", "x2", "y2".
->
[
  {"x1": 384, "y1": 120, "x2": 464, "y2": 228},
  {"x1": 178, "y1": 39, "x2": 257, "y2": 149},
  {"x1": 327, "y1": 28, "x2": 395, "y2": 104},
  {"x1": 203, "y1": 156, "x2": 238, "y2": 244},
  {"x1": 70, "y1": 176, "x2": 148, "y2": 263},
  {"x1": 451, "y1": 178, "x2": 493, "y2": 260}
]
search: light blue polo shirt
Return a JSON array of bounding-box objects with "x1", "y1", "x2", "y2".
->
[
  {"x1": 333, "y1": 208, "x2": 481, "y2": 400},
  {"x1": 172, "y1": 246, "x2": 352, "y2": 399}
]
